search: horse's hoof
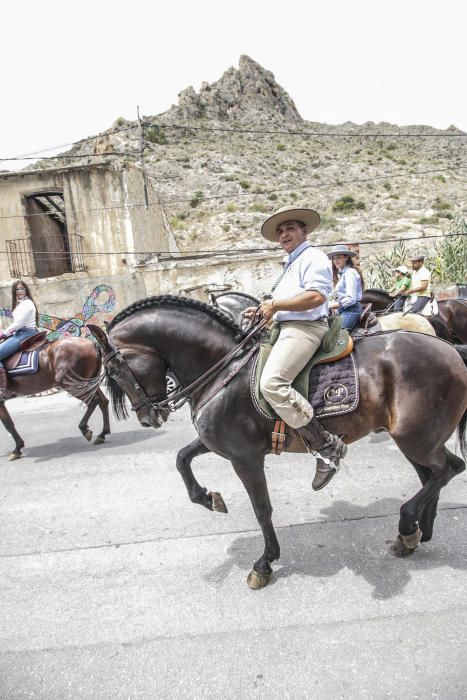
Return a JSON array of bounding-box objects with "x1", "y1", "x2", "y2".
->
[
  {"x1": 209, "y1": 491, "x2": 228, "y2": 513},
  {"x1": 83, "y1": 430, "x2": 93, "y2": 442},
  {"x1": 8, "y1": 451, "x2": 22, "y2": 461},
  {"x1": 247, "y1": 569, "x2": 271, "y2": 590},
  {"x1": 389, "y1": 533, "x2": 419, "y2": 558},
  {"x1": 94, "y1": 436, "x2": 105, "y2": 445}
]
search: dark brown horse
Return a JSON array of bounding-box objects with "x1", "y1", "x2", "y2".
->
[
  {"x1": 88, "y1": 295, "x2": 467, "y2": 589},
  {"x1": 437, "y1": 298, "x2": 467, "y2": 343},
  {"x1": 1, "y1": 336, "x2": 110, "y2": 460}
]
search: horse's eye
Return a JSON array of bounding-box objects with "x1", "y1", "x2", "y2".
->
[{"x1": 108, "y1": 368, "x2": 120, "y2": 379}]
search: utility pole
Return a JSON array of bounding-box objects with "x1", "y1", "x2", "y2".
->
[{"x1": 137, "y1": 105, "x2": 149, "y2": 209}]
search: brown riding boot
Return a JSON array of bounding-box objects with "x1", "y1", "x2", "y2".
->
[
  {"x1": 0, "y1": 368, "x2": 15, "y2": 401},
  {"x1": 297, "y1": 416, "x2": 348, "y2": 490}
]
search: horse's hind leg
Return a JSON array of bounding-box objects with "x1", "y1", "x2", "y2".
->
[
  {"x1": 0, "y1": 401, "x2": 24, "y2": 460},
  {"x1": 78, "y1": 399, "x2": 95, "y2": 442},
  {"x1": 230, "y1": 456, "x2": 280, "y2": 589},
  {"x1": 93, "y1": 388, "x2": 110, "y2": 445},
  {"x1": 176, "y1": 438, "x2": 227, "y2": 513},
  {"x1": 77, "y1": 388, "x2": 110, "y2": 444},
  {"x1": 409, "y1": 462, "x2": 439, "y2": 543},
  {"x1": 393, "y1": 446, "x2": 465, "y2": 556}
]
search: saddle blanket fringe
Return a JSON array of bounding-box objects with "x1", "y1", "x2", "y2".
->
[{"x1": 7, "y1": 350, "x2": 40, "y2": 376}]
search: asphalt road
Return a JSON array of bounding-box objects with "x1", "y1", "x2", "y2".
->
[{"x1": 1, "y1": 392, "x2": 466, "y2": 699}]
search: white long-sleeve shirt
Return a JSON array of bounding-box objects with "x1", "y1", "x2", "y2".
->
[
  {"x1": 334, "y1": 266, "x2": 363, "y2": 308},
  {"x1": 272, "y1": 241, "x2": 333, "y2": 322},
  {"x1": 5, "y1": 298, "x2": 37, "y2": 336}
]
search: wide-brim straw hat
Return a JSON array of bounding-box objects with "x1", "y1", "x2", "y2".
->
[
  {"x1": 327, "y1": 243, "x2": 357, "y2": 259},
  {"x1": 261, "y1": 206, "x2": 320, "y2": 242}
]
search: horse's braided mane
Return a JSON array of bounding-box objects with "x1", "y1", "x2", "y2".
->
[
  {"x1": 215, "y1": 291, "x2": 260, "y2": 303},
  {"x1": 365, "y1": 288, "x2": 391, "y2": 296},
  {"x1": 108, "y1": 294, "x2": 242, "y2": 334}
]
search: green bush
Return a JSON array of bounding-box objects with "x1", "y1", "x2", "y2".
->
[
  {"x1": 145, "y1": 126, "x2": 168, "y2": 145},
  {"x1": 276, "y1": 144, "x2": 286, "y2": 151},
  {"x1": 417, "y1": 216, "x2": 439, "y2": 224},
  {"x1": 226, "y1": 203, "x2": 237, "y2": 213},
  {"x1": 332, "y1": 195, "x2": 366, "y2": 214},
  {"x1": 426, "y1": 217, "x2": 467, "y2": 283},
  {"x1": 250, "y1": 202, "x2": 269, "y2": 213},
  {"x1": 268, "y1": 193, "x2": 278, "y2": 201},
  {"x1": 239, "y1": 180, "x2": 251, "y2": 190},
  {"x1": 169, "y1": 216, "x2": 185, "y2": 230},
  {"x1": 366, "y1": 240, "x2": 407, "y2": 288},
  {"x1": 189, "y1": 190, "x2": 204, "y2": 208},
  {"x1": 433, "y1": 197, "x2": 451, "y2": 211}
]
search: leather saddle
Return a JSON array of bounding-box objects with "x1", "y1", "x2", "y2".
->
[
  {"x1": 4, "y1": 331, "x2": 48, "y2": 372},
  {"x1": 357, "y1": 304, "x2": 379, "y2": 329}
]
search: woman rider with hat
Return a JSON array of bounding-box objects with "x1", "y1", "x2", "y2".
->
[{"x1": 328, "y1": 244, "x2": 364, "y2": 331}]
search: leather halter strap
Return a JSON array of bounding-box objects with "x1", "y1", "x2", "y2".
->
[{"x1": 103, "y1": 315, "x2": 267, "y2": 414}]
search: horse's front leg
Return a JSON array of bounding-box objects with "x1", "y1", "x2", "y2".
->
[
  {"x1": 176, "y1": 438, "x2": 227, "y2": 512},
  {"x1": 0, "y1": 401, "x2": 24, "y2": 461},
  {"x1": 230, "y1": 456, "x2": 280, "y2": 589}
]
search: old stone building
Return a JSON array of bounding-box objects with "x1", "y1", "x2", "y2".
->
[{"x1": 0, "y1": 161, "x2": 280, "y2": 327}]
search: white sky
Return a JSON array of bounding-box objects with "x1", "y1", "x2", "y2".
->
[{"x1": 2, "y1": 0, "x2": 466, "y2": 171}]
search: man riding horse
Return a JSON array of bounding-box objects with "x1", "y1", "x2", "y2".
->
[{"x1": 243, "y1": 206, "x2": 347, "y2": 490}]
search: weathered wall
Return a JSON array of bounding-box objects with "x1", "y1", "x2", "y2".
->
[
  {"x1": 0, "y1": 251, "x2": 282, "y2": 330},
  {"x1": 0, "y1": 163, "x2": 173, "y2": 283}
]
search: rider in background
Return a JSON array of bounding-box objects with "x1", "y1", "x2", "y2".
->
[
  {"x1": 0, "y1": 280, "x2": 39, "y2": 400},
  {"x1": 328, "y1": 244, "x2": 364, "y2": 330},
  {"x1": 388, "y1": 265, "x2": 411, "y2": 311},
  {"x1": 403, "y1": 254, "x2": 431, "y2": 313}
]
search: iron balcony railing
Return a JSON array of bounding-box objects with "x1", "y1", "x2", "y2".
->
[{"x1": 6, "y1": 234, "x2": 87, "y2": 278}]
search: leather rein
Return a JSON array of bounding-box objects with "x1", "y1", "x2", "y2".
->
[{"x1": 103, "y1": 315, "x2": 267, "y2": 414}]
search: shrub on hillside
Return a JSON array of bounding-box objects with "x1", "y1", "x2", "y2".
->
[{"x1": 332, "y1": 195, "x2": 366, "y2": 214}]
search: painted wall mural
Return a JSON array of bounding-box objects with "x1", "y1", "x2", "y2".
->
[{"x1": 0, "y1": 284, "x2": 116, "y2": 340}]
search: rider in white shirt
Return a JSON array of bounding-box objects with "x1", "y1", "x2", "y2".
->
[
  {"x1": 243, "y1": 206, "x2": 347, "y2": 491},
  {"x1": 0, "y1": 280, "x2": 39, "y2": 399}
]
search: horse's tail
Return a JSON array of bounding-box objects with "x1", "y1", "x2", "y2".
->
[
  {"x1": 458, "y1": 408, "x2": 467, "y2": 461},
  {"x1": 106, "y1": 373, "x2": 129, "y2": 420},
  {"x1": 455, "y1": 346, "x2": 467, "y2": 459},
  {"x1": 455, "y1": 344, "x2": 467, "y2": 368}
]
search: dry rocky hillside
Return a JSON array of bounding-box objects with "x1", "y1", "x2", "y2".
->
[{"x1": 38, "y1": 55, "x2": 467, "y2": 264}]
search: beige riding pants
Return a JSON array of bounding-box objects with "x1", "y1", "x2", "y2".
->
[{"x1": 260, "y1": 320, "x2": 328, "y2": 429}]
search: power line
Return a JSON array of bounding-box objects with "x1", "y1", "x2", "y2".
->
[
  {"x1": 146, "y1": 120, "x2": 467, "y2": 139},
  {"x1": 0, "y1": 160, "x2": 466, "y2": 221},
  {"x1": 0, "y1": 124, "x2": 139, "y2": 163},
  {"x1": 1, "y1": 151, "x2": 137, "y2": 163},
  {"x1": 1, "y1": 231, "x2": 464, "y2": 257}
]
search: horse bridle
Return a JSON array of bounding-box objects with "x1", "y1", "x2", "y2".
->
[
  {"x1": 103, "y1": 346, "x2": 169, "y2": 413},
  {"x1": 102, "y1": 315, "x2": 267, "y2": 415}
]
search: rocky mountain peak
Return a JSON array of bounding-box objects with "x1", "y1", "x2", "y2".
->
[{"x1": 172, "y1": 55, "x2": 302, "y2": 124}]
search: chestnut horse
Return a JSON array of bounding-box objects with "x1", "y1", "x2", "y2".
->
[
  {"x1": 88, "y1": 295, "x2": 467, "y2": 589},
  {"x1": 0, "y1": 336, "x2": 110, "y2": 460}
]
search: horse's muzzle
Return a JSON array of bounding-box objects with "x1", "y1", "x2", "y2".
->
[{"x1": 138, "y1": 407, "x2": 169, "y2": 428}]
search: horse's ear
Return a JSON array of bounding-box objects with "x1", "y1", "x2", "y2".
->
[{"x1": 87, "y1": 323, "x2": 111, "y2": 352}]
